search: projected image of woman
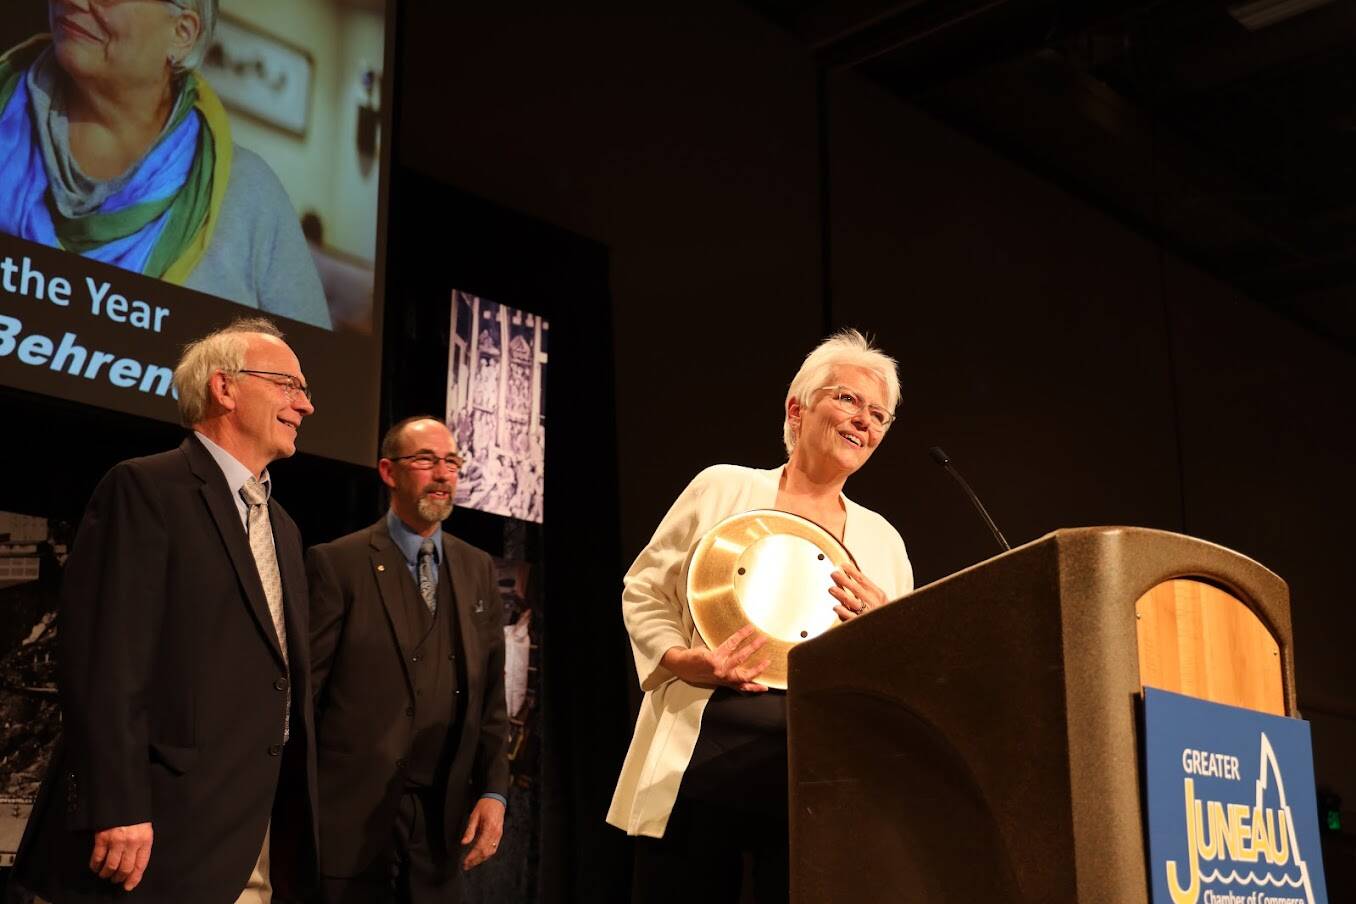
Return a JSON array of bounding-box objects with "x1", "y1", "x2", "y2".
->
[
  {"x1": 0, "y1": 0, "x2": 331, "y2": 329},
  {"x1": 609, "y1": 330, "x2": 915, "y2": 903}
]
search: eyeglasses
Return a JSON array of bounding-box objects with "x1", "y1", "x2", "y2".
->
[
  {"x1": 390, "y1": 452, "x2": 465, "y2": 473},
  {"x1": 237, "y1": 369, "x2": 313, "y2": 403},
  {"x1": 817, "y1": 384, "x2": 896, "y2": 431}
]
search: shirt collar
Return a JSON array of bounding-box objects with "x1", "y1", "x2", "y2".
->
[
  {"x1": 385, "y1": 509, "x2": 441, "y2": 567},
  {"x1": 195, "y1": 431, "x2": 270, "y2": 500}
]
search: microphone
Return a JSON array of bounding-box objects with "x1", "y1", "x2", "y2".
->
[{"x1": 929, "y1": 446, "x2": 1010, "y2": 552}]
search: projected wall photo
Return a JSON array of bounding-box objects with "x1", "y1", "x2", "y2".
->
[
  {"x1": 446, "y1": 291, "x2": 547, "y2": 524},
  {"x1": 0, "y1": 0, "x2": 384, "y2": 332},
  {"x1": 0, "y1": 0, "x2": 392, "y2": 466}
]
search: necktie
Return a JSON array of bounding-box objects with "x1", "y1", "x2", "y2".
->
[
  {"x1": 418, "y1": 538, "x2": 437, "y2": 615},
  {"x1": 241, "y1": 477, "x2": 289, "y2": 741}
]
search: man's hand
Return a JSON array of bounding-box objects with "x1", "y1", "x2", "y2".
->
[
  {"x1": 660, "y1": 624, "x2": 771, "y2": 693},
  {"x1": 461, "y1": 797, "x2": 506, "y2": 870},
  {"x1": 90, "y1": 821, "x2": 153, "y2": 891}
]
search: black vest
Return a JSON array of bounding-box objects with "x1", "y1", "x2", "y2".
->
[{"x1": 399, "y1": 554, "x2": 461, "y2": 787}]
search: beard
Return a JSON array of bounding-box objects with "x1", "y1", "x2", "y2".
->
[{"x1": 415, "y1": 488, "x2": 455, "y2": 523}]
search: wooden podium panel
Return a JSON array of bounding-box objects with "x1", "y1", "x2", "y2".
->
[{"x1": 1135, "y1": 578, "x2": 1284, "y2": 715}]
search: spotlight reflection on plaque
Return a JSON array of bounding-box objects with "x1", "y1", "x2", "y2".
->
[{"x1": 686, "y1": 509, "x2": 856, "y2": 690}]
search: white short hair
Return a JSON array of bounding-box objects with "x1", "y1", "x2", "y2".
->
[
  {"x1": 169, "y1": 0, "x2": 218, "y2": 74},
  {"x1": 782, "y1": 329, "x2": 900, "y2": 457},
  {"x1": 173, "y1": 317, "x2": 283, "y2": 427}
]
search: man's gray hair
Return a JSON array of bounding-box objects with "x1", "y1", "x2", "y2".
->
[
  {"x1": 168, "y1": 0, "x2": 218, "y2": 75},
  {"x1": 173, "y1": 317, "x2": 284, "y2": 427},
  {"x1": 782, "y1": 329, "x2": 900, "y2": 457}
]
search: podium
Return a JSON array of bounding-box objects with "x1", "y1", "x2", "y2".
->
[{"x1": 786, "y1": 527, "x2": 1293, "y2": 903}]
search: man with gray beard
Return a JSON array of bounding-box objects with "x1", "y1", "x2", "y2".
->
[{"x1": 306, "y1": 416, "x2": 509, "y2": 904}]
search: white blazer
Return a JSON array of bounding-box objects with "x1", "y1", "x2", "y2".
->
[{"x1": 607, "y1": 464, "x2": 914, "y2": 838}]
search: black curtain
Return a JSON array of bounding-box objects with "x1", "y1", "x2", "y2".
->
[{"x1": 381, "y1": 169, "x2": 635, "y2": 903}]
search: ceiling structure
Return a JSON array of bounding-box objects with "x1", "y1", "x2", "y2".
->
[{"x1": 744, "y1": 0, "x2": 1356, "y2": 348}]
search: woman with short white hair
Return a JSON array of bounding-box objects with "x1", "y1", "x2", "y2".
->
[
  {"x1": 609, "y1": 329, "x2": 914, "y2": 903},
  {"x1": 0, "y1": 0, "x2": 330, "y2": 327}
]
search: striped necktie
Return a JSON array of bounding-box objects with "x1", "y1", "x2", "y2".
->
[
  {"x1": 418, "y1": 537, "x2": 437, "y2": 615},
  {"x1": 241, "y1": 476, "x2": 289, "y2": 741}
]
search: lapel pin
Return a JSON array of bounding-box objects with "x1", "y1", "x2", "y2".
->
[
  {"x1": 376, "y1": 564, "x2": 386, "y2": 572},
  {"x1": 474, "y1": 598, "x2": 485, "y2": 613}
]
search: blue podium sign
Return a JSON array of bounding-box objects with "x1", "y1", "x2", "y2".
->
[{"x1": 1143, "y1": 687, "x2": 1328, "y2": 904}]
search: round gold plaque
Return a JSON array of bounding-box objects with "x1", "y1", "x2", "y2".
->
[{"x1": 686, "y1": 509, "x2": 856, "y2": 690}]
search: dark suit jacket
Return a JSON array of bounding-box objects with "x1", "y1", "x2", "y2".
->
[
  {"x1": 11, "y1": 436, "x2": 319, "y2": 903},
  {"x1": 306, "y1": 517, "x2": 510, "y2": 877}
]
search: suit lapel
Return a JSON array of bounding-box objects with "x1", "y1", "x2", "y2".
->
[
  {"x1": 370, "y1": 522, "x2": 417, "y2": 693},
  {"x1": 184, "y1": 437, "x2": 286, "y2": 668},
  {"x1": 445, "y1": 535, "x2": 485, "y2": 692}
]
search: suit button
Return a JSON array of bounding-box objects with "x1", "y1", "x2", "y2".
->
[
  {"x1": 411, "y1": 655, "x2": 420, "y2": 663},
  {"x1": 405, "y1": 706, "x2": 415, "y2": 717},
  {"x1": 268, "y1": 744, "x2": 282, "y2": 756},
  {"x1": 274, "y1": 677, "x2": 289, "y2": 691},
  {"x1": 67, "y1": 802, "x2": 78, "y2": 813},
  {"x1": 396, "y1": 758, "x2": 407, "y2": 771},
  {"x1": 448, "y1": 653, "x2": 454, "y2": 660}
]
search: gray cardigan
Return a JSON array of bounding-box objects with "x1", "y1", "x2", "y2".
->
[{"x1": 185, "y1": 146, "x2": 331, "y2": 330}]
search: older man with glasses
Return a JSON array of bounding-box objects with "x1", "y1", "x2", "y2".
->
[
  {"x1": 306, "y1": 415, "x2": 510, "y2": 904},
  {"x1": 11, "y1": 317, "x2": 321, "y2": 904}
]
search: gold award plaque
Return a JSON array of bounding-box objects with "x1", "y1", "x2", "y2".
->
[{"x1": 686, "y1": 509, "x2": 856, "y2": 690}]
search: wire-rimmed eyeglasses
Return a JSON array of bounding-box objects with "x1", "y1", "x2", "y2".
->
[
  {"x1": 817, "y1": 384, "x2": 895, "y2": 431},
  {"x1": 389, "y1": 452, "x2": 465, "y2": 473},
  {"x1": 237, "y1": 369, "x2": 313, "y2": 404}
]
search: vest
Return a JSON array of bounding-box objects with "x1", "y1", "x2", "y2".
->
[{"x1": 399, "y1": 553, "x2": 461, "y2": 787}]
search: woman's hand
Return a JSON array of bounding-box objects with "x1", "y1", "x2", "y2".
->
[
  {"x1": 660, "y1": 624, "x2": 771, "y2": 693},
  {"x1": 829, "y1": 563, "x2": 888, "y2": 621}
]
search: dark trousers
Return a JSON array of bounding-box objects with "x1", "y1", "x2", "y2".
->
[
  {"x1": 320, "y1": 788, "x2": 461, "y2": 904},
  {"x1": 632, "y1": 689, "x2": 790, "y2": 904}
]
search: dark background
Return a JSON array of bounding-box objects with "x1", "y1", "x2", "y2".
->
[
  {"x1": 4, "y1": 1, "x2": 1355, "y2": 900},
  {"x1": 393, "y1": 3, "x2": 1354, "y2": 898}
]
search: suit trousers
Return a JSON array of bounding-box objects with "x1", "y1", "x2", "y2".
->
[{"x1": 319, "y1": 788, "x2": 461, "y2": 904}]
